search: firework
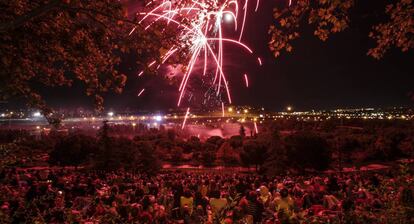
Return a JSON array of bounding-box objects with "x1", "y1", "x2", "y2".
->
[
  {"x1": 133, "y1": 0, "x2": 260, "y2": 108},
  {"x1": 132, "y1": 1, "x2": 294, "y2": 129}
]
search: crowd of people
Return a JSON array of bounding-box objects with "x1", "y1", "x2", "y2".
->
[{"x1": 0, "y1": 167, "x2": 413, "y2": 223}]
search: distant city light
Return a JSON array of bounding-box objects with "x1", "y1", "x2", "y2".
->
[
  {"x1": 287, "y1": 106, "x2": 293, "y2": 112},
  {"x1": 154, "y1": 115, "x2": 162, "y2": 122},
  {"x1": 107, "y1": 112, "x2": 114, "y2": 117},
  {"x1": 33, "y1": 112, "x2": 41, "y2": 117},
  {"x1": 228, "y1": 107, "x2": 233, "y2": 112}
]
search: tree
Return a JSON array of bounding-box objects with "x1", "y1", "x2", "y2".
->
[
  {"x1": 217, "y1": 142, "x2": 239, "y2": 166},
  {"x1": 338, "y1": 137, "x2": 361, "y2": 163},
  {"x1": 269, "y1": 0, "x2": 413, "y2": 59},
  {"x1": 134, "y1": 140, "x2": 161, "y2": 174},
  {"x1": 372, "y1": 130, "x2": 406, "y2": 160},
  {"x1": 183, "y1": 136, "x2": 202, "y2": 153},
  {"x1": 170, "y1": 146, "x2": 183, "y2": 165},
  {"x1": 49, "y1": 134, "x2": 97, "y2": 167},
  {"x1": 206, "y1": 136, "x2": 225, "y2": 148},
  {"x1": 284, "y1": 132, "x2": 331, "y2": 172},
  {"x1": 240, "y1": 139, "x2": 269, "y2": 172},
  {"x1": 0, "y1": 0, "x2": 179, "y2": 119},
  {"x1": 94, "y1": 134, "x2": 161, "y2": 173},
  {"x1": 228, "y1": 135, "x2": 243, "y2": 149},
  {"x1": 200, "y1": 151, "x2": 216, "y2": 167}
]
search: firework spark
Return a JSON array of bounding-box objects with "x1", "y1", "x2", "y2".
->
[
  {"x1": 138, "y1": 88, "x2": 145, "y2": 96},
  {"x1": 257, "y1": 57, "x2": 262, "y2": 66},
  {"x1": 244, "y1": 74, "x2": 249, "y2": 87}
]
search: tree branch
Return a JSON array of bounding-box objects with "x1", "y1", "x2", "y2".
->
[{"x1": 0, "y1": 0, "x2": 62, "y2": 32}]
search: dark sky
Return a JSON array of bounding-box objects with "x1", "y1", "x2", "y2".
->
[
  {"x1": 228, "y1": 0, "x2": 414, "y2": 111},
  {"x1": 14, "y1": 0, "x2": 414, "y2": 112}
]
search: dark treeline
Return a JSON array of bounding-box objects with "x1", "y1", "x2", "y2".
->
[{"x1": 1, "y1": 118, "x2": 413, "y2": 175}]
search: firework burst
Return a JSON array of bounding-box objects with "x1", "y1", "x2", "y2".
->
[
  {"x1": 132, "y1": 0, "x2": 260, "y2": 108},
  {"x1": 132, "y1": 1, "x2": 294, "y2": 128}
]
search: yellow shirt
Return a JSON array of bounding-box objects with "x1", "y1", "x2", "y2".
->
[
  {"x1": 210, "y1": 198, "x2": 227, "y2": 215},
  {"x1": 274, "y1": 196, "x2": 294, "y2": 214},
  {"x1": 180, "y1": 196, "x2": 194, "y2": 214}
]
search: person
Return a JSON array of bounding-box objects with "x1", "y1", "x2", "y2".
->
[
  {"x1": 246, "y1": 191, "x2": 263, "y2": 223},
  {"x1": 209, "y1": 190, "x2": 227, "y2": 216},
  {"x1": 180, "y1": 190, "x2": 194, "y2": 215},
  {"x1": 273, "y1": 188, "x2": 294, "y2": 217},
  {"x1": 258, "y1": 185, "x2": 272, "y2": 205}
]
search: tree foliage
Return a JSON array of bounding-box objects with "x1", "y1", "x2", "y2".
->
[
  {"x1": 368, "y1": 0, "x2": 414, "y2": 59},
  {"x1": 240, "y1": 139, "x2": 269, "y2": 171},
  {"x1": 269, "y1": 0, "x2": 413, "y2": 59},
  {"x1": 284, "y1": 132, "x2": 331, "y2": 171},
  {"x1": 0, "y1": 0, "x2": 179, "y2": 118},
  {"x1": 49, "y1": 134, "x2": 97, "y2": 166}
]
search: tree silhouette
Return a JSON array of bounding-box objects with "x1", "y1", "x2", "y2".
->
[
  {"x1": 240, "y1": 139, "x2": 269, "y2": 172},
  {"x1": 284, "y1": 132, "x2": 330, "y2": 172},
  {"x1": 49, "y1": 134, "x2": 97, "y2": 167},
  {"x1": 269, "y1": 0, "x2": 413, "y2": 59}
]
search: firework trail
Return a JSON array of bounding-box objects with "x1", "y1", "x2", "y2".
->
[
  {"x1": 257, "y1": 57, "x2": 262, "y2": 66},
  {"x1": 254, "y1": 121, "x2": 258, "y2": 134},
  {"x1": 182, "y1": 107, "x2": 190, "y2": 129},
  {"x1": 244, "y1": 74, "x2": 249, "y2": 87},
  {"x1": 138, "y1": 88, "x2": 145, "y2": 96}
]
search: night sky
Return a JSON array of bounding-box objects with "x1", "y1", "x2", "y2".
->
[{"x1": 18, "y1": 0, "x2": 414, "y2": 112}]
